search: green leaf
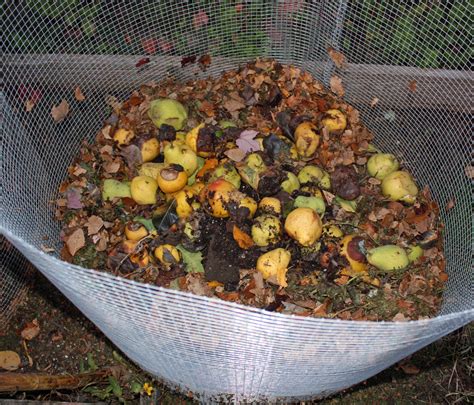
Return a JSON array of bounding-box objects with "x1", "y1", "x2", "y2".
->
[
  {"x1": 79, "y1": 358, "x2": 85, "y2": 374},
  {"x1": 335, "y1": 197, "x2": 357, "y2": 213},
  {"x1": 87, "y1": 353, "x2": 98, "y2": 372},
  {"x1": 187, "y1": 157, "x2": 205, "y2": 186},
  {"x1": 108, "y1": 376, "x2": 123, "y2": 399},
  {"x1": 130, "y1": 381, "x2": 142, "y2": 394},
  {"x1": 177, "y1": 245, "x2": 204, "y2": 273},
  {"x1": 133, "y1": 216, "x2": 157, "y2": 233}
]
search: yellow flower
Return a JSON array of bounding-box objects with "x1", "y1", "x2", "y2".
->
[{"x1": 143, "y1": 382, "x2": 154, "y2": 396}]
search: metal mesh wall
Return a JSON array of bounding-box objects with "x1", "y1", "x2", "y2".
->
[{"x1": 1, "y1": 0, "x2": 473, "y2": 401}]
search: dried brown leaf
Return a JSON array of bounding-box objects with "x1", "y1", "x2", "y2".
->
[
  {"x1": 330, "y1": 76, "x2": 345, "y2": 97},
  {"x1": 464, "y1": 165, "x2": 474, "y2": 179},
  {"x1": 370, "y1": 97, "x2": 379, "y2": 107},
  {"x1": 223, "y1": 98, "x2": 246, "y2": 112},
  {"x1": 40, "y1": 244, "x2": 55, "y2": 253},
  {"x1": 224, "y1": 148, "x2": 246, "y2": 162},
  {"x1": 392, "y1": 312, "x2": 409, "y2": 322},
  {"x1": 408, "y1": 80, "x2": 417, "y2": 93},
  {"x1": 25, "y1": 99, "x2": 36, "y2": 112},
  {"x1": 445, "y1": 197, "x2": 455, "y2": 212},
  {"x1": 399, "y1": 361, "x2": 420, "y2": 375},
  {"x1": 86, "y1": 215, "x2": 104, "y2": 235},
  {"x1": 74, "y1": 86, "x2": 86, "y2": 102},
  {"x1": 51, "y1": 99, "x2": 70, "y2": 122},
  {"x1": 21, "y1": 319, "x2": 40, "y2": 341},
  {"x1": 327, "y1": 47, "x2": 347, "y2": 69},
  {"x1": 0, "y1": 351, "x2": 21, "y2": 371},
  {"x1": 104, "y1": 160, "x2": 121, "y2": 174},
  {"x1": 65, "y1": 228, "x2": 85, "y2": 256}
]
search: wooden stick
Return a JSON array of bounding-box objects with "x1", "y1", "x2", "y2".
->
[{"x1": 0, "y1": 368, "x2": 112, "y2": 392}]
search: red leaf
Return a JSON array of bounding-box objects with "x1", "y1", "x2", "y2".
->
[
  {"x1": 135, "y1": 57, "x2": 150, "y2": 68},
  {"x1": 193, "y1": 10, "x2": 209, "y2": 29},
  {"x1": 181, "y1": 55, "x2": 197, "y2": 67},
  {"x1": 141, "y1": 38, "x2": 158, "y2": 55},
  {"x1": 21, "y1": 319, "x2": 40, "y2": 341}
]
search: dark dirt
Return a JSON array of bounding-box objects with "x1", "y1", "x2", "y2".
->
[{"x1": 1, "y1": 270, "x2": 472, "y2": 404}]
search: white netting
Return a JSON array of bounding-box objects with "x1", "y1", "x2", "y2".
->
[{"x1": 1, "y1": 0, "x2": 473, "y2": 401}]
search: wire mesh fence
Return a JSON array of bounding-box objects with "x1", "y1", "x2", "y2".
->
[{"x1": 1, "y1": 0, "x2": 473, "y2": 401}]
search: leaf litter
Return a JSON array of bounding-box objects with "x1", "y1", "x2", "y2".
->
[{"x1": 54, "y1": 59, "x2": 447, "y2": 321}]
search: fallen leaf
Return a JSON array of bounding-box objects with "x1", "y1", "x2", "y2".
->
[
  {"x1": 25, "y1": 99, "x2": 36, "y2": 112},
  {"x1": 445, "y1": 197, "x2": 455, "y2": 212},
  {"x1": 370, "y1": 97, "x2": 379, "y2": 107},
  {"x1": 327, "y1": 47, "x2": 347, "y2": 69},
  {"x1": 74, "y1": 86, "x2": 85, "y2": 102},
  {"x1": 51, "y1": 99, "x2": 70, "y2": 122},
  {"x1": 186, "y1": 274, "x2": 212, "y2": 296},
  {"x1": 198, "y1": 54, "x2": 211, "y2": 71},
  {"x1": 104, "y1": 160, "x2": 121, "y2": 174},
  {"x1": 177, "y1": 245, "x2": 204, "y2": 273},
  {"x1": 398, "y1": 360, "x2": 420, "y2": 375},
  {"x1": 408, "y1": 80, "x2": 417, "y2": 92},
  {"x1": 236, "y1": 130, "x2": 260, "y2": 153},
  {"x1": 21, "y1": 319, "x2": 40, "y2": 340},
  {"x1": 66, "y1": 187, "x2": 83, "y2": 209},
  {"x1": 193, "y1": 10, "x2": 209, "y2": 29},
  {"x1": 181, "y1": 55, "x2": 197, "y2": 67},
  {"x1": 65, "y1": 228, "x2": 85, "y2": 256},
  {"x1": 141, "y1": 38, "x2": 158, "y2": 54},
  {"x1": 223, "y1": 98, "x2": 246, "y2": 112},
  {"x1": 330, "y1": 75, "x2": 345, "y2": 97},
  {"x1": 224, "y1": 148, "x2": 246, "y2": 162},
  {"x1": 135, "y1": 57, "x2": 151, "y2": 68},
  {"x1": 232, "y1": 225, "x2": 254, "y2": 249},
  {"x1": 86, "y1": 215, "x2": 104, "y2": 235},
  {"x1": 120, "y1": 145, "x2": 142, "y2": 169},
  {"x1": 40, "y1": 244, "x2": 55, "y2": 253},
  {"x1": 392, "y1": 312, "x2": 409, "y2": 322},
  {"x1": 464, "y1": 165, "x2": 474, "y2": 179},
  {"x1": 0, "y1": 351, "x2": 21, "y2": 371}
]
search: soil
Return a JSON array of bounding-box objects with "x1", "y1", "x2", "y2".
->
[{"x1": 0, "y1": 270, "x2": 472, "y2": 404}]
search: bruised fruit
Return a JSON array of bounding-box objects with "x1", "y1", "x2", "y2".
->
[
  {"x1": 149, "y1": 99, "x2": 188, "y2": 130},
  {"x1": 125, "y1": 222, "x2": 148, "y2": 241},
  {"x1": 294, "y1": 195, "x2": 325, "y2": 215},
  {"x1": 140, "y1": 138, "x2": 160, "y2": 162},
  {"x1": 256, "y1": 248, "x2": 291, "y2": 287},
  {"x1": 130, "y1": 176, "x2": 158, "y2": 205},
  {"x1": 340, "y1": 235, "x2": 367, "y2": 273},
  {"x1": 185, "y1": 123, "x2": 205, "y2": 154},
  {"x1": 298, "y1": 165, "x2": 331, "y2": 190},
  {"x1": 238, "y1": 196, "x2": 258, "y2": 218},
  {"x1": 367, "y1": 153, "x2": 400, "y2": 180},
  {"x1": 163, "y1": 141, "x2": 198, "y2": 176},
  {"x1": 324, "y1": 225, "x2": 343, "y2": 238},
  {"x1": 367, "y1": 245, "x2": 409, "y2": 271},
  {"x1": 139, "y1": 162, "x2": 165, "y2": 179},
  {"x1": 204, "y1": 179, "x2": 236, "y2": 218},
  {"x1": 382, "y1": 171, "x2": 418, "y2": 204},
  {"x1": 331, "y1": 166, "x2": 360, "y2": 201},
  {"x1": 157, "y1": 165, "x2": 188, "y2": 194},
  {"x1": 294, "y1": 122, "x2": 320, "y2": 158},
  {"x1": 154, "y1": 244, "x2": 181, "y2": 267},
  {"x1": 258, "y1": 197, "x2": 282, "y2": 215},
  {"x1": 251, "y1": 215, "x2": 281, "y2": 246},
  {"x1": 209, "y1": 162, "x2": 241, "y2": 189},
  {"x1": 281, "y1": 171, "x2": 300, "y2": 194},
  {"x1": 102, "y1": 179, "x2": 131, "y2": 201},
  {"x1": 321, "y1": 109, "x2": 347, "y2": 134},
  {"x1": 284, "y1": 207, "x2": 322, "y2": 246},
  {"x1": 113, "y1": 128, "x2": 134, "y2": 145},
  {"x1": 174, "y1": 189, "x2": 194, "y2": 219}
]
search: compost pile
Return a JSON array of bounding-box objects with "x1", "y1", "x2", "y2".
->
[{"x1": 55, "y1": 59, "x2": 447, "y2": 321}]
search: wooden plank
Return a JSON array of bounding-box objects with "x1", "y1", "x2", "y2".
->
[{"x1": 2, "y1": 54, "x2": 472, "y2": 111}]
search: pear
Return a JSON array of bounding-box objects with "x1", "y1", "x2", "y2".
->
[
  {"x1": 382, "y1": 171, "x2": 418, "y2": 204},
  {"x1": 163, "y1": 141, "x2": 198, "y2": 176},
  {"x1": 367, "y1": 153, "x2": 399, "y2": 180},
  {"x1": 367, "y1": 245, "x2": 409, "y2": 271},
  {"x1": 149, "y1": 99, "x2": 188, "y2": 130}
]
